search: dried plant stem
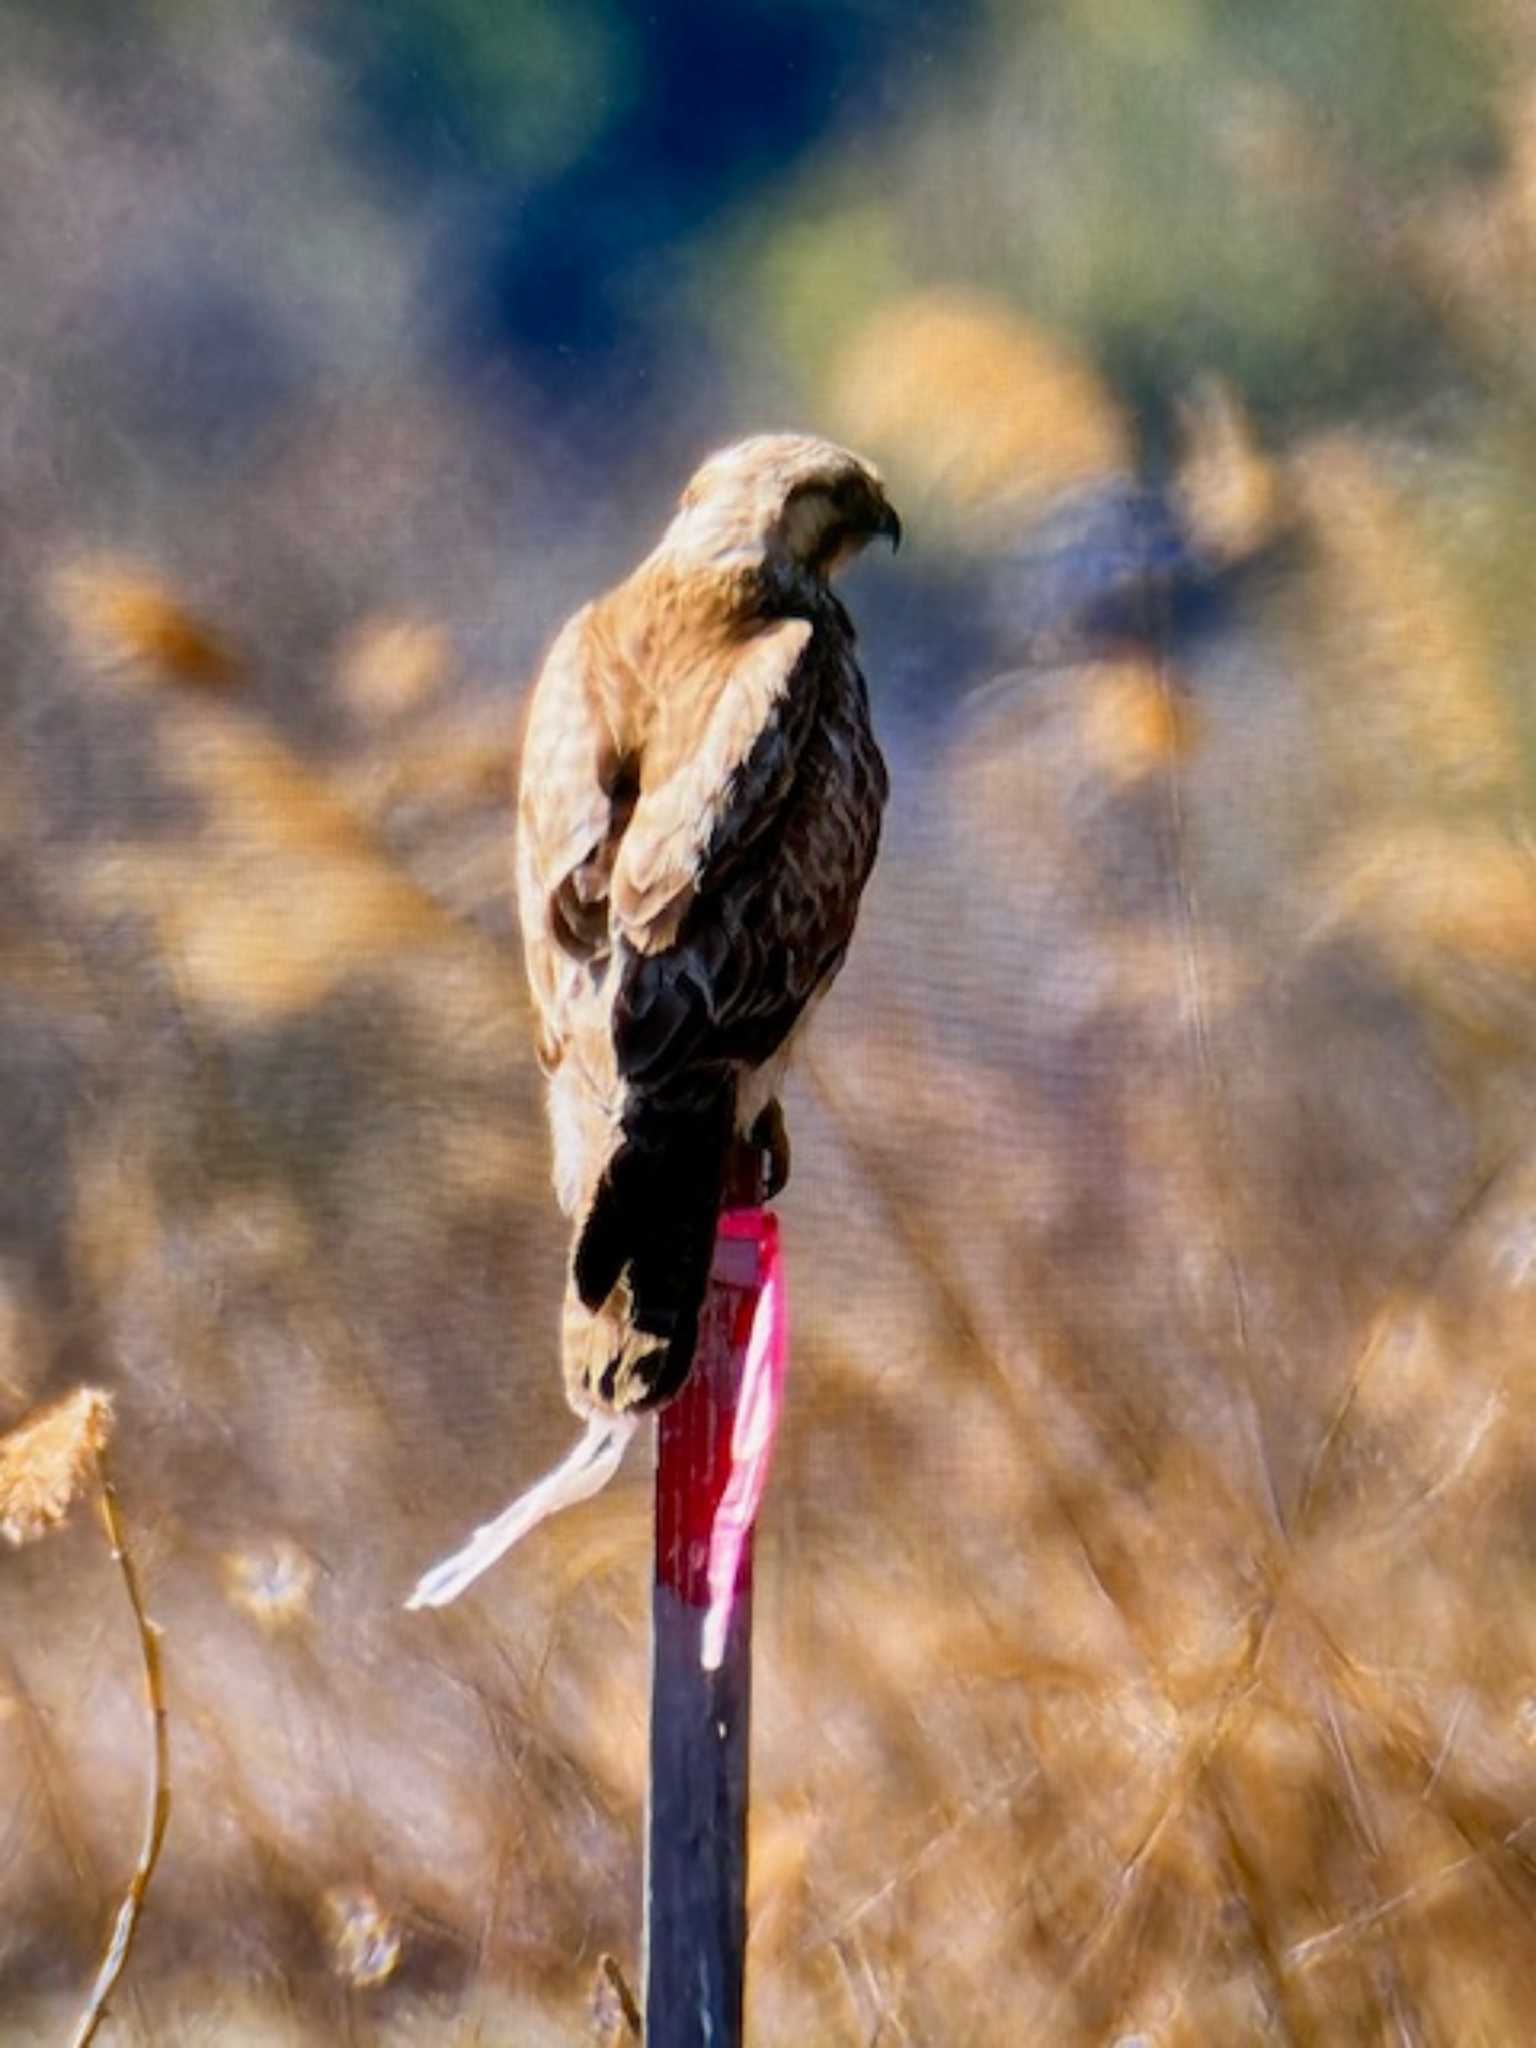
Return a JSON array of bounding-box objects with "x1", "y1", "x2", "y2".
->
[
  {"x1": 599, "y1": 1953, "x2": 643, "y2": 2040},
  {"x1": 1146, "y1": 628, "x2": 1280, "y2": 1534},
  {"x1": 69, "y1": 1470, "x2": 170, "y2": 2048}
]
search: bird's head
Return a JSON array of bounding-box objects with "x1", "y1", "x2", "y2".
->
[{"x1": 662, "y1": 433, "x2": 901, "y2": 583}]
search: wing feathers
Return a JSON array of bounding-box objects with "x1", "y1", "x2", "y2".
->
[
  {"x1": 517, "y1": 603, "x2": 816, "y2": 1078},
  {"x1": 611, "y1": 627, "x2": 884, "y2": 1091},
  {"x1": 610, "y1": 617, "x2": 812, "y2": 952}
]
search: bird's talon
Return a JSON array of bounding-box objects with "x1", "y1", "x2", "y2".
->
[{"x1": 747, "y1": 1100, "x2": 791, "y2": 1201}]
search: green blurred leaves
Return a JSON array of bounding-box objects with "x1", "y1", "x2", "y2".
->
[
  {"x1": 338, "y1": 0, "x2": 634, "y2": 182},
  {"x1": 742, "y1": 0, "x2": 1509, "y2": 429}
]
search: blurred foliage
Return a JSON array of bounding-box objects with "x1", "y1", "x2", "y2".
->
[
  {"x1": 8, "y1": 1, "x2": 1536, "y2": 2043},
  {"x1": 749, "y1": 0, "x2": 1519, "y2": 441},
  {"x1": 321, "y1": 0, "x2": 635, "y2": 184}
]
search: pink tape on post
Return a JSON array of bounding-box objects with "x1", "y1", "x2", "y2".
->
[{"x1": 700, "y1": 1209, "x2": 787, "y2": 1671}]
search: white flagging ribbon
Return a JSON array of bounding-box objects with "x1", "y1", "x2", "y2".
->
[
  {"x1": 700, "y1": 1213, "x2": 786, "y2": 1670},
  {"x1": 404, "y1": 1413, "x2": 637, "y2": 1611}
]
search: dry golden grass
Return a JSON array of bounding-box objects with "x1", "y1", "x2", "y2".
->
[
  {"x1": 0, "y1": 1389, "x2": 112, "y2": 1548},
  {"x1": 826, "y1": 289, "x2": 1132, "y2": 531},
  {"x1": 18, "y1": 471, "x2": 1536, "y2": 2040},
  {"x1": 335, "y1": 618, "x2": 455, "y2": 723},
  {"x1": 7, "y1": 33, "x2": 1536, "y2": 2027},
  {"x1": 1290, "y1": 436, "x2": 1520, "y2": 809},
  {"x1": 51, "y1": 558, "x2": 238, "y2": 692},
  {"x1": 1173, "y1": 377, "x2": 1284, "y2": 568}
]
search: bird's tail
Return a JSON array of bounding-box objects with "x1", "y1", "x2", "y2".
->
[{"x1": 562, "y1": 1080, "x2": 736, "y2": 1414}]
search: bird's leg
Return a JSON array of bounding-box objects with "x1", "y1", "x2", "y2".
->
[{"x1": 744, "y1": 1099, "x2": 790, "y2": 1202}]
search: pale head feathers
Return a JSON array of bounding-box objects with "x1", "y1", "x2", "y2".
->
[{"x1": 658, "y1": 433, "x2": 901, "y2": 577}]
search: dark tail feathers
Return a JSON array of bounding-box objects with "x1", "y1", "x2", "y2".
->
[{"x1": 571, "y1": 1081, "x2": 735, "y2": 1411}]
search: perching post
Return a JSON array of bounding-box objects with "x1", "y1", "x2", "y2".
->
[
  {"x1": 405, "y1": 1147, "x2": 786, "y2": 2045},
  {"x1": 644, "y1": 1146, "x2": 774, "y2": 2047}
]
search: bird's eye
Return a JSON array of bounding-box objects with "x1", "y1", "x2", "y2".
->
[{"x1": 780, "y1": 487, "x2": 842, "y2": 561}]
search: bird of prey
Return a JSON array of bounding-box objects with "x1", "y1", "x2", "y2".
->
[{"x1": 516, "y1": 433, "x2": 899, "y2": 1418}]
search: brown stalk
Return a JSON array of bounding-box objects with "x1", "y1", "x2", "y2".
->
[{"x1": 68, "y1": 1467, "x2": 170, "y2": 2048}]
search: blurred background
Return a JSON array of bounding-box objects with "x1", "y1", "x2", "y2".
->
[{"x1": 5, "y1": 0, "x2": 1536, "y2": 2039}]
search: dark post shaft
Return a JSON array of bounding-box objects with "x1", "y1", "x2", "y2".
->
[{"x1": 644, "y1": 1147, "x2": 766, "y2": 2047}]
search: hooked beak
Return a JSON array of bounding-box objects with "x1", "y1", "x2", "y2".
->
[{"x1": 876, "y1": 501, "x2": 903, "y2": 553}]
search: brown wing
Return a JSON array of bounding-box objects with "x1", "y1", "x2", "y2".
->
[
  {"x1": 613, "y1": 616, "x2": 887, "y2": 1093},
  {"x1": 609, "y1": 617, "x2": 813, "y2": 953},
  {"x1": 515, "y1": 608, "x2": 814, "y2": 1074}
]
